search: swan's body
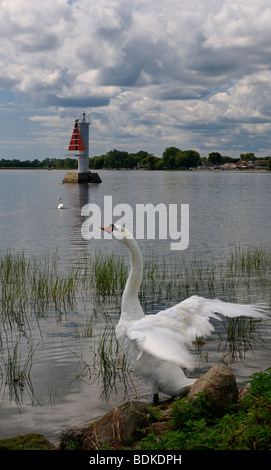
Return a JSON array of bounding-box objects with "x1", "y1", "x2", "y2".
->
[
  {"x1": 102, "y1": 224, "x2": 267, "y2": 401},
  {"x1": 58, "y1": 196, "x2": 64, "y2": 209}
]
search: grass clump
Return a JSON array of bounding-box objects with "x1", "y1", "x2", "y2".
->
[
  {"x1": 0, "y1": 250, "x2": 78, "y2": 324},
  {"x1": 136, "y1": 368, "x2": 271, "y2": 450}
]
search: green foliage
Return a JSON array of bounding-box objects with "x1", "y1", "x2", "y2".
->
[
  {"x1": 162, "y1": 147, "x2": 180, "y2": 168},
  {"x1": 208, "y1": 152, "x2": 223, "y2": 165},
  {"x1": 240, "y1": 152, "x2": 256, "y2": 162},
  {"x1": 0, "y1": 157, "x2": 78, "y2": 169},
  {"x1": 175, "y1": 150, "x2": 200, "y2": 169},
  {"x1": 89, "y1": 150, "x2": 148, "y2": 170},
  {"x1": 0, "y1": 433, "x2": 53, "y2": 450},
  {"x1": 1, "y1": 149, "x2": 270, "y2": 170},
  {"x1": 136, "y1": 368, "x2": 271, "y2": 450}
]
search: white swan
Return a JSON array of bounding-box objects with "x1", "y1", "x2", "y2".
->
[
  {"x1": 58, "y1": 196, "x2": 64, "y2": 209},
  {"x1": 101, "y1": 224, "x2": 267, "y2": 402}
]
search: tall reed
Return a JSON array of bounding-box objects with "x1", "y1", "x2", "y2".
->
[
  {"x1": 0, "y1": 250, "x2": 78, "y2": 334},
  {"x1": 0, "y1": 340, "x2": 37, "y2": 407}
]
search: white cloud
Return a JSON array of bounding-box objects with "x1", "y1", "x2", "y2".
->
[
  {"x1": 1, "y1": 0, "x2": 271, "y2": 158},
  {"x1": 203, "y1": 1, "x2": 271, "y2": 49}
]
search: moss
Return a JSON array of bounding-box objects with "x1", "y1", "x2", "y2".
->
[{"x1": 0, "y1": 433, "x2": 54, "y2": 450}]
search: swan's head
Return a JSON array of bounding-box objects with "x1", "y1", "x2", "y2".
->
[{"x1": 101, "y1": 224, "x2": 133, "y2": 243}]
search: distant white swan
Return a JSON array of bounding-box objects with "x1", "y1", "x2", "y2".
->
[
  {"x1": 101, "y1": 224, "x2": 267, "y2": 402},
  {"x1": 58, "y1": 196, "x2": 64, "y2": 209}
]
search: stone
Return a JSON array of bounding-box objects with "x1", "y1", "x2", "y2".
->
[
  {"x1": 82, "y1": 400, "x2": 150, "y2": 450},
  {"x1": 62, "y1": 171, "x2": 102, "y2": 184},
  {"x1": 188, "y1": 366, "x2": 239, "y2": 416},
  {"x1": 59, "y1": 400, "x2": 151, "y2": 450},
  {"x1": 58, "y1": 426, "x2": 84, "y2": 450}
]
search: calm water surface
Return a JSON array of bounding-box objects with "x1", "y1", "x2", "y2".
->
[{"x1": 0, "y1": 169, "x2": 270, "y2": 443}]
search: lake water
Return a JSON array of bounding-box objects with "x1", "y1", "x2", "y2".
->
[{"x1": 0, "y1": 169, "x2": 271, "y2": 444}]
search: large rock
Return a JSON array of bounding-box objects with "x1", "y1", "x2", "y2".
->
[
  {"x1": 188, "y1": 366, "x2": 239, "y2": 416},
  {"x1": 59, "y1": 400, "x2": 151, "y2": 450},
  {"x1": 83, "y1": 400, "x2": 151, "y2": 450}
]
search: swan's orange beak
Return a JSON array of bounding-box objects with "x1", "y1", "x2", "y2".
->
[{"x1": 101, "y1": 225, "x2": 113, "y2": 233}]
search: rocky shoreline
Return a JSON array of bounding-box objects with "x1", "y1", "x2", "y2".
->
[{"x1": 0, "y1": 366, "x2": 253, "y2": 451}]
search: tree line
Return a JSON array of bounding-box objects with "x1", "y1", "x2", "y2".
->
[
  {"x1": 0, "y1": 157, "x2": 78, "y2": 169},
  {"x1": 1, "y1": 149, "x2": 270, "y2": 170},
  {"x1": 89, "y1": 148, "x2": 271, "y2": 170},
  {"x1": 89, "y1": 148, "x2": 214, "y2": 170}
]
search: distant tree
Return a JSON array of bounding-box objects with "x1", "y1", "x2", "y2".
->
[
  {"x1": 123, "y1": 155, "x2": 137, "y2": 168},
  {"x1": 89, "y1": 155, "x2": 106, "y2": 169},
  {"x1": 155, "y1": 158, "x2": 165, "y2": 170},
  {"x1": 106, "y1": 149, "x2": 130, "y2": 168},
  {"x1": 162, "y1": 147, "x2": 180, "y2": 168},
  {"x1": 176, "y1": 150, "x2": 200, "y2": 169},
  {"x1": 32, "y1": 159, "x2": 42, "y2": 167},
  {"x1": 221, "y1": 156, "x2": 232, "y2": 164},
  {"x1": 56, "y1": 159, "x2": 65, "y2": 169},
  {"x1": 64, "y1": 157, "x2": 77, "y2": 169},
  {"x1": 141, "y1": 153, "x2": 160, "y2": 170},
  {"x1": 89, "y1": 149, "x2": 151, "y2": 169},
  {"x1": 240, "y1": 152, "x2": 256, "y2": 162},
  {"x1": 42, "y1": 158, "x2": 57, "y2": 168},
  {"x1": 136, "y1": 150, "x2": 149, "y2": 160},
  {"x1": 208, "y1": 152, "x2": 222, "y2": 165}
]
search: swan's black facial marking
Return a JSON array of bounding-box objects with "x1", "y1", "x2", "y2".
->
[
  {"x1": 101, "y1": 224, "x2": 114, "y2": 233},
  {"x1": 111, "y1": 224, "x2": 125, "y2": 233}
]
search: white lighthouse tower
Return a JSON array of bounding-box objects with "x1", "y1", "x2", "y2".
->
[
  {"x1": 77, "y1": 111, "x2": 90, "y2": 173},
  {"x1": 62, "y1": 111, "x2": 101, "y2": 184}
]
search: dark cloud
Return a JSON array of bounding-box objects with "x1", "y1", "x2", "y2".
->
[
  {"x1": 45, "y1": 95, "x2": 110, "y2": 108},
  {"x1": 147, "y1": 85, "x2": 210, "y2": 101}
]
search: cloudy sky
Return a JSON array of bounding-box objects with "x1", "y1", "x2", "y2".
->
[{"x1": 1, "y1": 0, "x2": 271, "y2": 160}]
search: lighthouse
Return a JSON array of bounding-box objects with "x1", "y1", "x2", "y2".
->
[
  {"x1": 62, "y1": 111, "x2": 102, "y2": 184},
  {"x1": 77, "y1": 111, "x2": 90, "y2": 173}
]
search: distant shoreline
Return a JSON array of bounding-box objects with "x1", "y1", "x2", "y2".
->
[
  {"x1": 0, "y1": 167, "x2": 269, "y2": 173},
  {"x1": 0, "y1": 167, "x2": 68, "y2": 171}
]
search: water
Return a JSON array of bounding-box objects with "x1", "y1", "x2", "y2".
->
[{"x1": 0, "y1": 169, "x2": 271, "y2": 444}]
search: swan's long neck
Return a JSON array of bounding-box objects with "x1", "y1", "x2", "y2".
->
[{"x1": 121, "y1": 238, "x2": 144, "y2": 320}]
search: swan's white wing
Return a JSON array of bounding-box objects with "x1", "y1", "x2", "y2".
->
[
  {"x1": 157, "y1": 295, "x2": 267, "y2": 342},
  {"x1": 120, "y1": 295, "x2": 267, "y2": 369},
  {"x1": 123, "y1": 315, "x2": 194, "y2": 368}
]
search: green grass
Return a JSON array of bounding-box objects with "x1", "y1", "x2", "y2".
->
[{"x1": 136, "y1": 367, "x2": 271, "y2": 450}]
